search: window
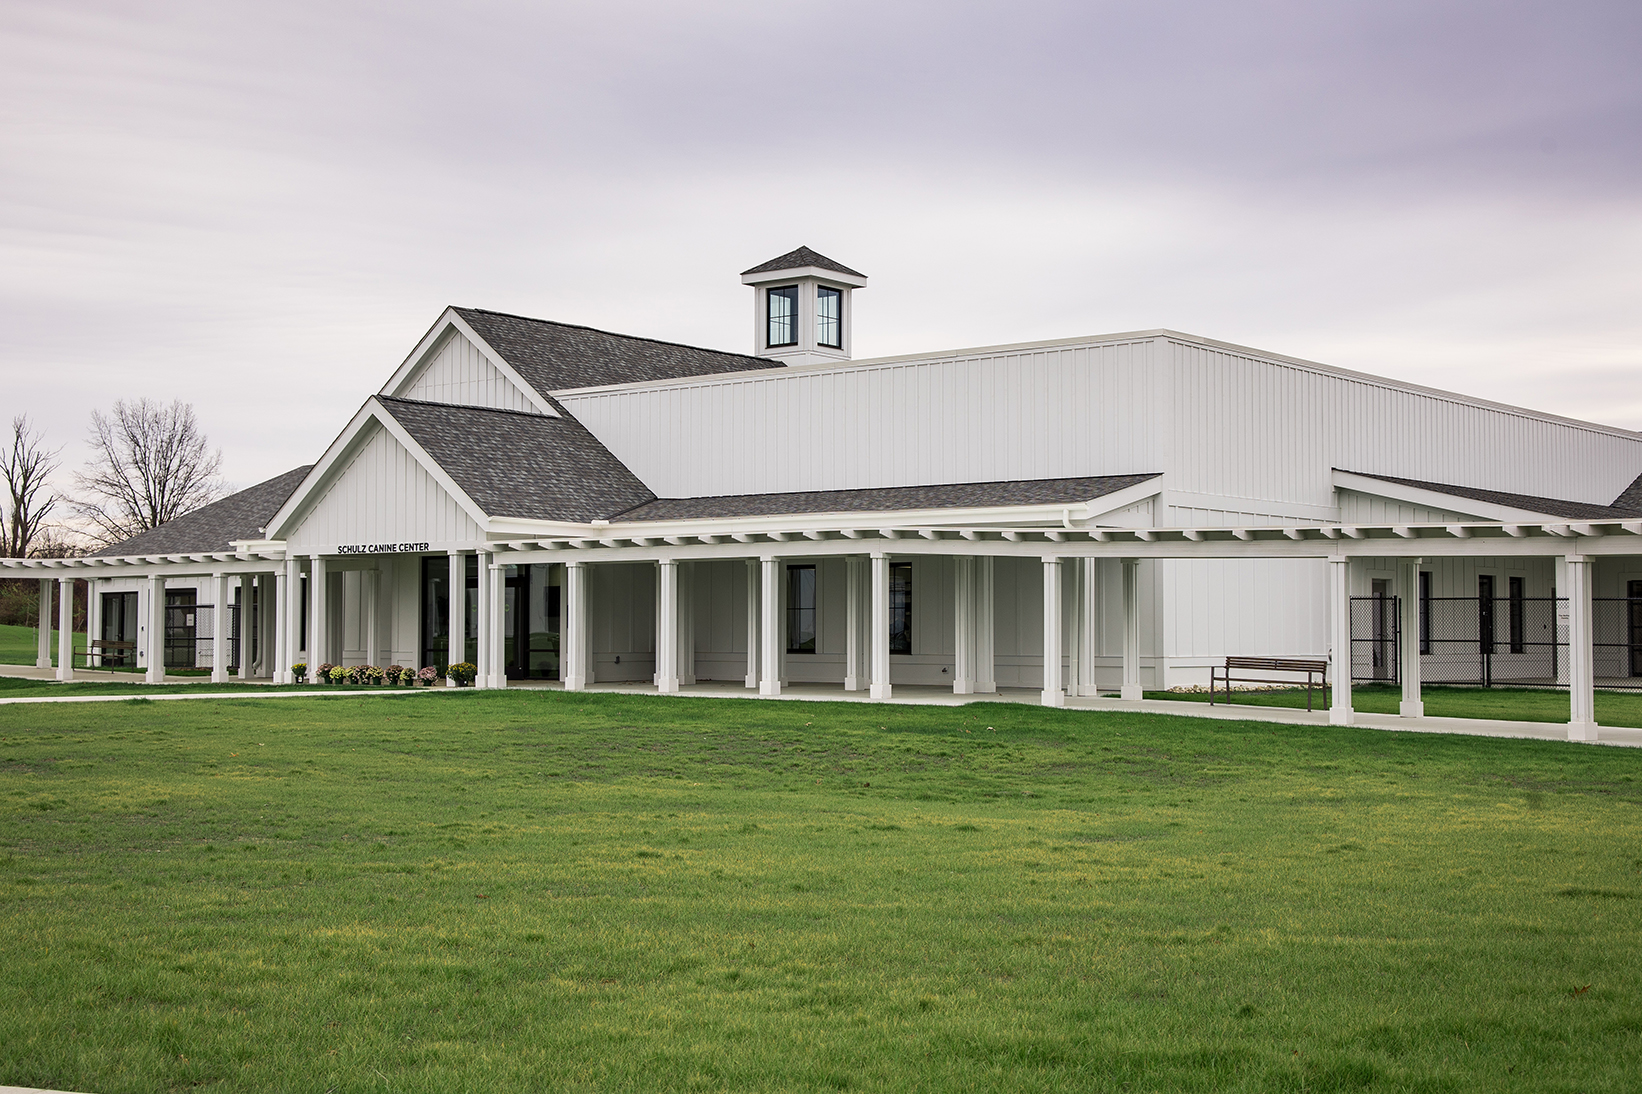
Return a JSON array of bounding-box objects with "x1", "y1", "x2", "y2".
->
[
  {"x1": 889, "y1": 562, "x2": 912, "y2": 654},
  {"x1": 1419, "y1": 571, "x2": 1431, "y2": 654},
  {"x1": 767, "y1": 286, "x2": 797, "y2": 347},
  {"x1": 1478, "y1": 574, "x2": 1496, "y2": 655},
  {"x1": 786, "y1": 564, "x2": 816, "y2": 653},
  {"x1": 817, "y1": 286, "x2": 842, "y2": 348},
  {"x1": 1508, "y1": 576, "x2": 1525, "y2": 654}
]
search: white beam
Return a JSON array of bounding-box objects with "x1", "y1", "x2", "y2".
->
[
  {"x1": 844, "y1": 555, "x2": 864, "y2": 692},
  {"x1": 1328, "y1": 558, "x2": 1353, "y2": 725},
  {"x1": 657, "y1": 559, "x2": 680, "y2": 693},
  {"x1": 145, "y1": 573, "x2": 166, "y2": 684},
  {"x1": 446, "y1": 550, "x2": 464, "y2": 684},
  {"x1": 953, "y1": 556, "x2": 974, "y2": 695},
  {"x1": 1399, "y1": 558, "x2": 1423, "y2": 717},
  {"x1": 760, "y1": 556, "x2": 781, "y2": 696},
  {"x1": 35, "y1": 578, "x2": 51, "y2": 669},
  {"x1": 210, "y1": 573, "x2": 229, "y2": 684},
  {"x1": 56, "y1": 576, "x2": 75, "y2": 682},
  {"x1": 1120, "y1": 559, "x2": 1141, "y2": 700},
  {"x1": 870, "y1": 552, "x2": 891, "y2": 700},
  {"x1": 1041, "y1": 557, "x2": 1063, "y2": 707},
  {"x1": 744, "y1": 559, "x2": 759, "y2": 689},
  {"x1": 1565, "y1": 556, "x2": 1597, "y2": 741},
  {"x1": 975, "y1": 556, "x2": 996, "y2": 694},
  {"x1": 564, "y1": 559, "x2": 588, "y2": 690}
]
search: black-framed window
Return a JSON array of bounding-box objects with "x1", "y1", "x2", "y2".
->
[
  {"x1": 889, "y1": 562, "x2": 912, "y2": 654},
  {"x1": 767, "y1": 286, "x2": 798, "y2": 347},
  {"x1": 786, "y1": 564, "x2": 816, "y2": 654},
  {"x1": 817, "y1": 286, "x2": 842, "y2": 348},
  {"x1": 1478, "y1": 574, "x2": 1496, "y2": 655},
  {"x1": 1419, "y1": 570, "x2": 1431, "y2": 654},
  {"x1": 1508, "y1": 576, "x2": 1525, "y2": 654}
]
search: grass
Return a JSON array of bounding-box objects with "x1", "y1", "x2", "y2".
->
[
  {"x1": 0, "y1": 623, "x2": 87, "y2": 667},
  {"x1": 1153, "y1": 684, "x2": 1642, "y2": 728},
  {"x1": 2, "y1": 691, "x2": 1641, "y2": 1092}
]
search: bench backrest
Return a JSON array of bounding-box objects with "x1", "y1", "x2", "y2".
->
[{"x1": 1223, "y1": 656, "x2": 1328, "y2": 673}]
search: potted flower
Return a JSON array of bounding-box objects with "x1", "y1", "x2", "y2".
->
[
  {"x1": 449, "y1": 661, "x2": 478, "y2": 687},
  {"x1": 386, "y1": 665, "x2": 407, "y2": 687},
  {"x1": 328, "y1": 665, "x2": 348, "y2": 685},
  {"x1": 416, "y1": 666, "x2": 440, "y2": 687},
  {"x1": 291, "y1": 663, "x2": 308, "y2": 684},
  {"x1": 364, "y1": 665, "x2": 385, "y2": 685},
  {"x1": 315, "y1": 662, "x2": 335, "y2": 685}
]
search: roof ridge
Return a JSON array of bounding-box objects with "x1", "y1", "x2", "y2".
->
[
  {"x1": 454, "y1": 307, "x2": 774, "y2": 367},
  {"x1": 645, "y1": 471, "x2": 1161, "y2": 505}
]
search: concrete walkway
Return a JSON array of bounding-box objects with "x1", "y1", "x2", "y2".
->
[{"x1": 3, "y1": 665, "x2": 1638, "y2": 747}]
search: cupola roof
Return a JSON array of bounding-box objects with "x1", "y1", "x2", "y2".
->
[{"x1": 741, "y1": 246, "x2": 866, "y2": 279}]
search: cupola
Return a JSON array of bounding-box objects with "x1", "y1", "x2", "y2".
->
[{"x1": 740, "y1": 246, "x2": 867, "y2": 365}]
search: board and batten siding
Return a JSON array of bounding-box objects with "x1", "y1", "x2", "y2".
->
[
  {"x1": 284, "y1": 422, "x2": 482, "y2": 553},
  {"x1": 398, "y1": 330, "x2": 539, "y2": 414},
  {"x1": 559, "y1": 334, "x2": 1642, "y2": 518}
]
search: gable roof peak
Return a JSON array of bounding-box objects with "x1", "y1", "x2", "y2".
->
[{"x1": 741, "y1": 246, "x2": 866, "y2": 279}]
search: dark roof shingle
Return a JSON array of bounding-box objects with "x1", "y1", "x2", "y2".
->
[
  {"x1": 1613, "y1": 469, "x2": 1642, "y2": 511},
  {"x1": 91, "y1": 465, "x2": 313, "y2": 557},
  {"x1": 614, "y1": 474, "x2": 1159, "y2": 523},
  {"x1": 454, "y1": 308, "x2": 778, "y2": 399},
  {"x1": 1340, "y1": 470, "x2": 1642, "y2": 521},
  {"x1": 741, "y1": 246, "x2": 866, "y2": 279},
  {"x1": 378, "y1": 397, "x2": 656, "y2": 523}
]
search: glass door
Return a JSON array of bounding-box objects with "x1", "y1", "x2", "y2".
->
[{"x1": 504, "y1": 564, "x2": 560, "y2": 680}]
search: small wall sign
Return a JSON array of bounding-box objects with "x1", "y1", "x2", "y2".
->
[{"x1": 335, "y1": 542, "x2": 430, "y2": 555}]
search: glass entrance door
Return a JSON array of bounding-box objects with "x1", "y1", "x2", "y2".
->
[{"x1": 504, "y1": 564, "x2": 560, "y2": 680}]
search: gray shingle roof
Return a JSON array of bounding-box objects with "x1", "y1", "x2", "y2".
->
[
  {"x1": 1613, "y1": 469, "x2": 1642, "y2": 511},
  {"x1": 453, "y1": 308, "x2": 778, "y2": 399},
  {"x1": 741, "y1": 246, "x2": 866, "y2": 279},
  {"x1": 1340, "y1": 470, "x2": 1642, "y2": 521},
  {"x1": 613, "y1": 474, "x2": 1160, "y2": 523},
  {"x1": 377, "y1": 397, "x2": 656, "y2": 522},
  {"x1": 91, "y1": 465, "x2": 313, "y2": 557}
]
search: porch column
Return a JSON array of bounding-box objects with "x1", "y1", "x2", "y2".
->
[
  {"x1": 1041, "y1": 557, "x2": 1064, "y2": 707},
  {"x1": 56, "y1": 576, "x2": 75, "y2": 682},
  {"x1": 869, "y1": 552, "x2": 891, "y2": 700},
  {"x1": 475, "y1": 552, "x2": 491, "y2": 688},
  {"x1": 1398, "y1": 557, "x2": 1423, "y2": 717},
  {"x1": 274, "y1": 563, "x2": 292, "y2": 682},
  {"x1": 364, "y1": 567, "x2": 380, "y2": 670},
  {"x1": 310, "y1": 555, "x2": 329, "y2": 671},
  {"x1": 1078, "y1": 558, "x2": 1097, "y2": 696},
  {"x1": 679, "y1": 561, "x2": 696, "y2": 686},
  {"x1": 86, "y1": 578, "x2": 102, "y2": 668},
  {"x1": 487, "y1": 559, "x2": 507, "y2": 689},
  {"x1": 744, "y1": 559, "x2": 759, "y2": 688},
  {"x1": 1064, "y1": 557, "x2": 1082, "y2": 699},
  {"x1": 36, "y1": 578, "x2": 51, "y2": 668},
  {"x1": 975, "y1": 556, "x2": 995, "y2": 693},
  {"x1": 145, "y1": 573, "x2": 166, "y2": 684},
  {"x1": 446, "y1": 550, "x2": 465, "y2": 685},
  {"x1": 1328, "y1": 557, "x2": 1354, "y2": 725},
  {"x1": 759, "y1": 555, "x2": 781, "y2": 696},
  {"x1": 845, "y1": 556, "x2": 865, "y2": 691},
  {"x1": 657, "y1": 558, "x2": 680, "y2": 693},
  {"x1": 210, "y1": 572, "x2": 229, "y2": 683},
  {"x1": 953, "y1": 556, "x2": 974, "y2": 694},
  {"x1": 1120, "y1": 559, "x2": 1142, "y2": 700},
  {"x1": 564, "y1": 559, "x2": 588, "y2": 690},
  {"x1": 1565, "y1": 555, "x2": 1597, "y2": 741},
  {"x1": 236, "y1": 576, "x2": 253, "y2": 680}
]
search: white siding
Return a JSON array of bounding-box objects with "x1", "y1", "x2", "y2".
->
[
  {"x1": 559, "y1": 334, "x2": 1642, "y2": 519},
  {"x1": 285, "y1": 422, "x2": 483, "y2": 553},
  {"x1": 399, "y1": 330, "x2": 539, "y2": 413},
  {"x1": 1337, "y1": 490, "x2": 1474, "y2": 524}
]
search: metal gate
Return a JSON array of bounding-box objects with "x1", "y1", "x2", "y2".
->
[{"x1": 1349, "y1": 596, "x2": 1401, "y2": 684}]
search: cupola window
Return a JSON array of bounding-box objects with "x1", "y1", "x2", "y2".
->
[
  {"x1": 817, "y1": 286, "x2": 842, "y2": 348},
  {"x1": 767, "y1": 286, "x2": 798, "y2": 348}
]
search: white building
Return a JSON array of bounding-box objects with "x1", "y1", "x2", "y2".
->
[{"x1": 11, "y1": 246, "x2": 1642, "y2": 739}]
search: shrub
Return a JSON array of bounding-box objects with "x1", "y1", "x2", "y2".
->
[
  {"x1": 291, "y1": 662, "x2": 308, "y2": 684},
  {"x1": 449, "y1": 661, "x2": 477, "y2": 687}
]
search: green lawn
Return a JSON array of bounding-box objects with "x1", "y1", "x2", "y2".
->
[
  {"x1": 0, "y1": 623, "x2": 87, "y2": 667},
  {"x1": 1154, "y1": 684, "x2": 1642, "y2": 728},
  {"x1": 3, "y1": 692, "x2": 1640, "y2": 1092}
]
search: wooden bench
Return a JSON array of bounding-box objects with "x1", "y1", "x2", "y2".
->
[
  {"x1": 1209, "y1": 656, "x2": 1330, "y2": 710},
  {"x1": 85, "y1": 639, "x2": 136, "y2": 667}
]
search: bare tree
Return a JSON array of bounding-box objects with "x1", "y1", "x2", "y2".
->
[
  {"x1": 1, "y1": 415, "x2": 61, "y2": 558},
  {"x1": 72, "y1": 399, "x2": 224, "y2": 548}
]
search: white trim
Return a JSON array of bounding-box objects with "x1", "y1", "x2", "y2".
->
[
  {"x1": 377, "y1": 308, "x2": 559, "y2": 418},
  {"x1": 1331, "y1": 470, "x2": 1597, "y2": 523}
]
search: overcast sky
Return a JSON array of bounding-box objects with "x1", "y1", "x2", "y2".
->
[{"x1": 3, "y1": 0, "x2": 1639, "y2": 495}]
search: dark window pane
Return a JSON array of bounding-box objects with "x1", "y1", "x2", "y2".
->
[
  {"x1": 817, "y1": 286, "x2": 841, "y2": 348},
  {"x1": 422, "y1": 555, "x2": 450, "y2": 668},
  {"x1": 890, "y1": 563, "x2": 912, "y2": 654},
  {"x1": 787, "y1": 564, "x2": 816, "y2": 653},
  {"x1": 767, "y1": 286, "x2": 797, "y2": 347},
  {"x1": 1478, "y1": 574, "x2": 1495, "y2": 654},
  {"x1": 1509, "y1": 576, "x2": 1525, "y2": 654}
]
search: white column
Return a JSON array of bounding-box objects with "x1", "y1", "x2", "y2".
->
[
  {"x1": 86, "y1": 578, "x2": 102, "y2": 668},
  {"x1": 953, "y1": 556, "x2": 974, "y2": 694},
  {"x1": 1120, "y1": 559, "x2": 1142, "y2": 700},
  {"x1": 489, "y1": 560, "x2": 508, "y2": 689},
  {"x1": 274, "y1": 564, "x2": 292, "y2": 682},
  {"x1": 1399, "y1": 557, "x2": 1423, "y2": 717},
  {"x1": 657, "y1": 558, "x2": 680, "y2": 693},
  {"x1": 36, "y1": 578, "x2": 51, "y2": 668},
  {"x1": 446, "y1": 550, "x2": 465, "y2": 684},
  {"x1": 56, "y1": 576, "x2": 75, "y2": 682},
  {"x1": 475, "y1": 552, "x2": 491, "y2": 688},
  {"x1": 236, "y1": 577, "x2": 252, "y2": 680},
  {"x1": 760, "y1": 555, "x2": 781, "y2": 696},
  {"x1": 564, "y1": 559, "x2": 588, "y2": 690},
  {"x1": 1064, "y1": 557, "x2": 1081, "y2": 699},
  {"x1": 310, "y1": 555, "x2": 329, "y2": 670},
  {"x1": 364, "y1": 568, "x2": 380, "y2": 670},
  {"x1": 844, "y1": 556, "x2": 864, "y2": 691},
  {"x1": 744, "y1": 559, "x2": 760, "y2": 689},
  {"x1": 210, "y1": 572, "x2": 229, "y2": 683},
  {"x1": 1041, "y1": 557, "x2": 1064, "y2": 707},
  {"x1": 1566, "y1": 555, "x2": 1597, "y2": 741},
  {"x1": 1328, "y1": 557, "x2": 1354, "y2": 725},
  {"x1": 869, "y1": 552, "x2": 891, "y2": 700},
  {"x1": 679, "y1": 561, "x2": 696, "y2": 686},
  {"x1": 1078, "y1": 558, "x2": 1097, "y2": 696},
  {"x1": 145, "y1": 573, "x2": 166, "y2": 684},
  {"x1": 975, "y1": 556, "x2": 995, "y2": 693}
]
